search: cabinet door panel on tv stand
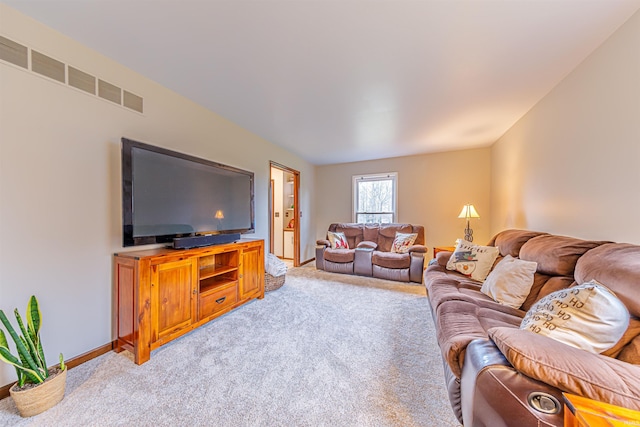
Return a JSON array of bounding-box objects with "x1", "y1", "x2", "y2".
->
[
  {"x1": 240, "y1": 242, "x2": 264, "y2": 301},
  {"x1": 150, "y1": 258, "x2": 197, "y2": 344}
]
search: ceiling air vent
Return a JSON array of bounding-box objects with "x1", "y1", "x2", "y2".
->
[
  {"x1": 123, "y1": 90, "x2": 143, "y2": 113},
  {"x1": 31, "y1": 50, "x2": 65, "y2": 83},
  {"x1": 98, "y1": 79, "x2": 122, "y2": 105},
  {"x1": 0, "y1": 35, "x2": 28, "y2": 69},
  {"x1": 68, "y1": 66, "x2": 96, "y2": 95}
]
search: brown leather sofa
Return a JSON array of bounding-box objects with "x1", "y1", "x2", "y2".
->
[
  {"x1": 316, "y1": 223, "x2": 427, "y2": 283},
  {"x1": 424, "y1": 229, "x2": 640, "y2": 426}
]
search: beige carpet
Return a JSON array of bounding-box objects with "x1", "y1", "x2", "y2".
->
[{"x1": 0, "y1": 264, "x2": 459, "y2": 427}]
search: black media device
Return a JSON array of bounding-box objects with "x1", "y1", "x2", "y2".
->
[
  {"x1": 172, "y1": 233, "x2": 241, "y2": 249},
  {"x1": 121, "y1": 137, "x2": 255, "y2": 248}
]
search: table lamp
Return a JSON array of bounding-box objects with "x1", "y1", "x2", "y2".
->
[{"x1": 458, "y1": 204, "x2": 480, "y2": 242}]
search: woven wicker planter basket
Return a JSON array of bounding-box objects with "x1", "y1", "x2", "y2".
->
[
  {"x1": 10, "y1": 368, "x2": 67, "y2": 417},
  {"x1": 265, "y1": 273, "x2": 285, "y2": 292}
]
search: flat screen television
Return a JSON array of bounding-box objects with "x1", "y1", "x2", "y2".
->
[{"x1": 121, "y1": 137, "x2": 255, "y2": 247}]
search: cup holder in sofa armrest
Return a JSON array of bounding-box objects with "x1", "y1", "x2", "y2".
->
[{"x1": 461, "y1": 338, "x2": 565, "y2": 427}]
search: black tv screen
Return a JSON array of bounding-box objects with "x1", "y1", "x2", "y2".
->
[{"x1": 121, "y1": 138, "x2": 255, "y2": 247}]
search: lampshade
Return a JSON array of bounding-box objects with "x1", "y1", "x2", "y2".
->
[
  {"x1": 458, "y1": 204, "x2": 480, "y2": 219},
  {"x1": 214, "y1": 210, "x2": 224, "y2": 219}
]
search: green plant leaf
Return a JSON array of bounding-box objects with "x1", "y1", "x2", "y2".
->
[
  {"x1": 0, "y1": 347, "x2": 43, "y2": 384},
  {"x1": 15, "y1": 309, "x2": 45, "y2": 375},
  {"x1": 37, "y1": 339, "x2": 47, "y2": 373},
  {"x1": 26, "y1": 296, "x2": 47, "y2": 370},
  {"x1": 26, "y1": 296, "x2": 41, "y2": 338},
  {"x1": 0, "y1": 309, "x2": 43, "y2": 382},
  {"x1": 19, "y1": 336, "x2": 46, "y2": 378},
  {"x1": 0, "y1": 330, "x2": 23, "y2": 383},
  {"x1": 0, "y1": 344, "x2": 21, "y2": 366},
  {"x1": 0, "y1": 329, "x2": 8, "y2": 350}
]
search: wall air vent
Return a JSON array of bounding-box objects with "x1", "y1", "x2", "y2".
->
[
  {"x1": 123, "y1": 90, "x2": 143, "y2": 113},
  {"x1": 68, "y1": 66, "x2": 96, "y2": 95},
  {"x1": 98, "y1": 79, "x2": 122, "y2": 105},
  {"x1": 0, "y1": 35, "x2": 28, "y2": 69},
  {"x1": 0, "y1": 34, "x2": 143, "y2": 114},
  {"x1": 31, "y1": 50, "x2": 65, "y2": 83}
]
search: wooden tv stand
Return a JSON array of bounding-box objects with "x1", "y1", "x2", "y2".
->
[{"x1": 113, "y1": 239, "x2": 264, "y2": 364}]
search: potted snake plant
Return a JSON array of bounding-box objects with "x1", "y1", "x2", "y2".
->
[{"x1": 0, "y1": 295, "x2": 66, "y2": 417}]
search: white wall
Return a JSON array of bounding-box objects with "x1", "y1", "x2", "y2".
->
[
  {"x1": 0, "y1": 4, "x2": 315, "y2": 385},
  {"x1": 315, "y1": 148, "x2": 492, "y2": 253},
  {"x1": 491, "y1": 10, "x2": 640, "y2": 244}
]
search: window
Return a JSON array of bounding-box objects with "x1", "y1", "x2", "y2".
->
[{"x1": 353, "y1": 172, "x2": 397, "y2": 223}]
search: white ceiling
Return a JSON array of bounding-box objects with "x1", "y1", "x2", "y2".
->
[{"x1": 5, "y1": 0, "x2": 640, "y2": 165}]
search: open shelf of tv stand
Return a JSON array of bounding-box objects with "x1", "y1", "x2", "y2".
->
[
  {"x1": 199, "y1": 276, "x2": 237, "y2": 295},
  {"x1": 113, "y1": 239, "x2": 264, "y2": 365},
  {"x1": 198, "y1": 249, "x2": 238, "y2": 294},
  {"x1": 199, "y1": 265, "x2": 237, "y2": 280}
]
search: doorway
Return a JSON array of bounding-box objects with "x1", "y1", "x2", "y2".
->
[{"x1": 269, "y1": 162, "x2": 300, "y2": 267}]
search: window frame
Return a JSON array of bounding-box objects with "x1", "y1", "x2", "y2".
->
[{"x1": 352, "y1": 172, "x2": 398, "y2": 224}]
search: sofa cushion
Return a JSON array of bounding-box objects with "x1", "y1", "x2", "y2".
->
[
  {"x1": 574, "y1": 243, "x2": 640, "y2": 318},
  {"x1": 426, "y1": 274, "x2": 486, "y2": 308},
  {"x1": 390, "y1": 232, "x2": 418, "y2": 253},
  {"x1": 520, "y1": 280, "x2": 630, "y2": 354},
  {"x1": 580, "y1": 243, "x2": 640, "y2": 360},
  {"x1": 446, "y1": 240, "x2": 499, "y2": 282},
  {"x1": 363, "y1": 223, "x2": 380, "y2": 243},
  {"x1": 323, "y1": 249, "x2": 355, "y2": 263},
  {"x1": 519, "y1": 235, "x2": 606, "y2": 277},
  {"x1": 327, "y1": 231, "x2": 349, "y2": 249},
  {"x1": 489, "y1": 229, "x2": 549, "y2": 257},
  {"x1": 481, "y1": 255, "x2": 537, "y2": 309},
  {"x1": 436, "y1": 302, "x2": 522, "y2": 378},
  {"x1": 426, "y1": 271, "x2": 528, "y2": 320},
  {"x1": 372, "y1": 251, "x2": 411, "y2": 269},
  {"x1": 377, "y1": 224, "x2": 413, "y2": 252},
  {"x1": 619, "y1": 335, "x2": 640, "y2": 365},
  {"x1": 489, "y1": 327, "x2": 640, "y2": 411},
  {"x1": 520, "y1": 275, "x2": 575, "y2": 312},
  {"x1": 333, "y1": 223, "x2": 365, "y2": 248},
  {"x1": 603, "y1": 317, "x2": 640, "y2": 359}
]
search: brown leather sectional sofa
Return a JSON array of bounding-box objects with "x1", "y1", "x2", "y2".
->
[
  {"x1": 424, "y1": 229, "x2": 640, "y2": 426},
  {"x1": 316, "y1": 223, "x2": 427, "y2": 283}
]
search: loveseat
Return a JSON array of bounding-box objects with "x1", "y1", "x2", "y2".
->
[
  {"x1": 424, "y1": 229, "x2": 640, "y2": 426},
  {"x1": 316, "y1": 223, "x2": 427, "y2": 283}
]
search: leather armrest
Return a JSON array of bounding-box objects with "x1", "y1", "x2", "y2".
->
[
  {"x1": 357, "y1": 240, "x2": 378, "y2": 250},
  {"x1": 316, "y1": 239, "x2": 330, "y2": 247},
  {"x1": 409, "y1": 248, "x2": 426, "y2": 283},
  {"x1": 436, "y1": 251, "x2": 453, "y2": 267},
  {"x1": 489, "y1": 327, "x2": 640, "y2": 411},
  {"x1": 354, "y1": 245, "x2": 373, "y2": 276},
  {"x1": 408, "y1": 244, "x2": 427, "y2": 254},
  {"x1": 461, "y1": 338, "x2": 566, "y2": 427}
]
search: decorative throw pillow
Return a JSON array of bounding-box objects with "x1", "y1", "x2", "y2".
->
[
  {"x1": 327, "y1": 231, "x2": 349, "y2": 249},
  {"x1": 390, "y1": 232, "x2": 418, "y2": 254},
  {"x1": 481, "y1": 255, "x2": 538, "y2": 309},
  {"x1": 520, "y1": 280, "x2": 630, "y2": 354},
  {"x1": 446, "y1": 239, "x2": 499, "y2": 282}
]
